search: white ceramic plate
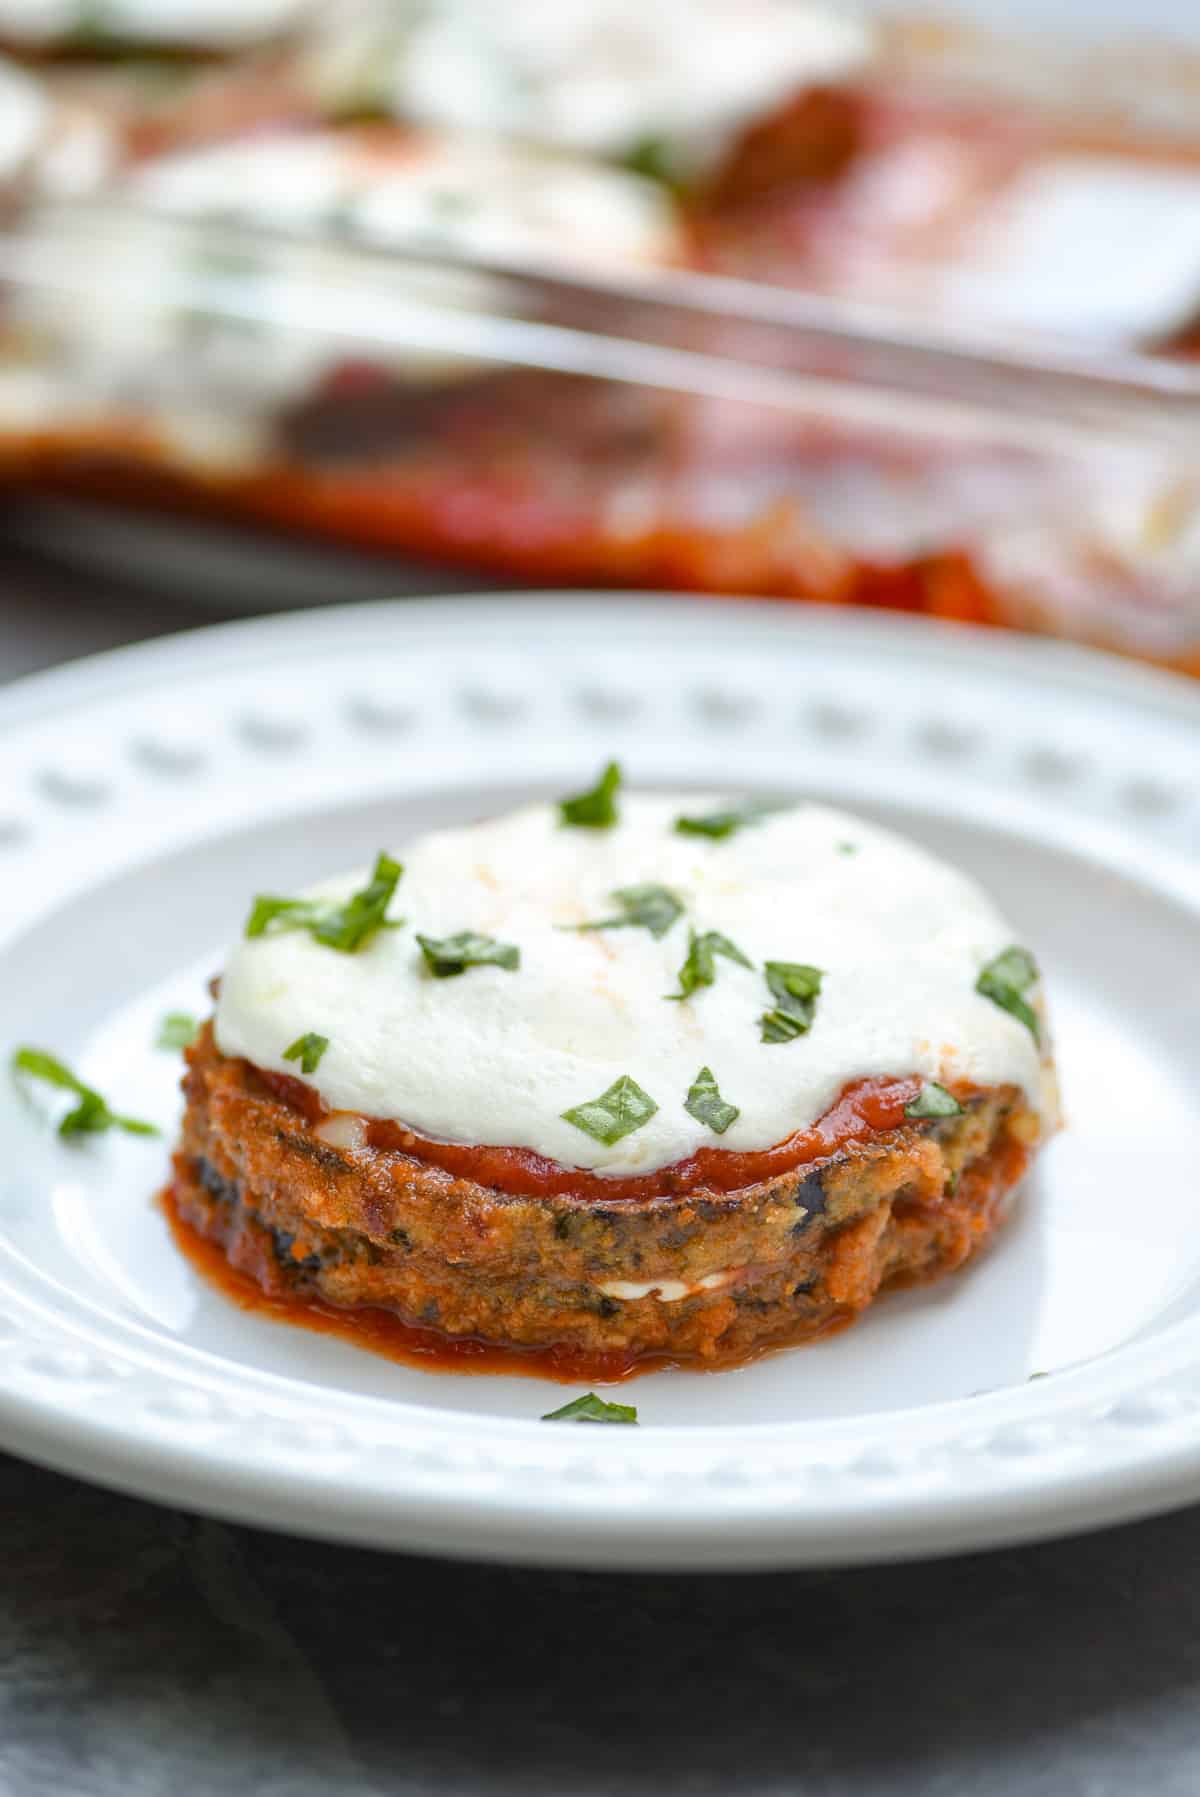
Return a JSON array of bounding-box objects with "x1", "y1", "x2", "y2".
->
[{"x1": 1, "y1": 596, "x2": 1198, "y2": 1570}]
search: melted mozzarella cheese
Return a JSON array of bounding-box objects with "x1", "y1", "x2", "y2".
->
[
  {"x1": 0, "y1": 0, "x2": 308, "y2": 47},
  {"x1": 130, "y1": 128, "x2": 681, "y2": 270},
  {"x1": 0, "y1": 56, "x2": 45, "y2": 184},
  {"x1": 2, "y1": 126, "x2": 678, "y2": 467},
  {"x1": 598, "y1": 1271, "x2": 739, "y2": 1302},
  {"x1": 215, "y1": 795, "x2": 1049, "y2": 1178},
  {"x1": 976, "y1": 467, "x2": 1200, "y2": 661},
  {"x1": 941, "y1": 157, "x2": 1200, "y2": 343},
  {"x1": 308, "y1": 0, "x2": 872, "y2": 165}
]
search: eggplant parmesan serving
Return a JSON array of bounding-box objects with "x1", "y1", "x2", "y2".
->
[{"x1": 171, "y1": 771, "x2": 1057, "y2": 1374}]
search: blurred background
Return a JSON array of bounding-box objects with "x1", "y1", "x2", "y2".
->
[{"x1": 2, "y1": 0, "x2": 1200, "y2": 670}]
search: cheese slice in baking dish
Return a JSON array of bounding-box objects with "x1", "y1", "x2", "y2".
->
[{"x1": 938, "y1": 156, "x2": 1200, "y2": 343}]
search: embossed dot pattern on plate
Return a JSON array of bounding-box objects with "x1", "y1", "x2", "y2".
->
[
  {"x1": 145, "y1": 1389, "x2": 224, "y2": 1423},
  {"x1": 346, "y1": 695, "x2": 416, "y2": 734},
  {"x1": 1109, "y1": 1390, "x2": 1190, "y2": 1427},
  {"x1": 988, "y1": 1422, "x2": 1062, "y2": 1459},
  {"x1": 692, "y1": 688, "x2": 756, "y2": 727},
  {"x1": 37, "y1": 769, "x2": 110, "y2": 807},
  {"x1": 851, "y1": 1448, "x2": 912, "y2": 1482},
  {"x1": 22, "y1": 1347, "x2": 110, "y2": 1384},
  {"x1": 575, "y1": 687, "x2": 642, "y2": 722},
  {"x1": 237, "y1": 714, "x2": 308, "y2": 752},
  {"x1": 1121, "y1": 779, "x2": 1179, "y2": 817},
  {"x1": 458, "y1": 688, "x2": 526, "y2": 724},
  {"x1": 913, "y1": 720, "x2": 977, "y2": 759},
  {"x1": 1022, "y1": 746, "x2": 1085, "y2": 787},
  {"x1": 808, "y1": 701, "x2": 868, "y2": 740},
  {"x1": 130, "y1": 738, "x2": 206, "y2": 778}
]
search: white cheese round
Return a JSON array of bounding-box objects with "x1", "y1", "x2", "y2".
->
[
  {"x1": 3, "y1": 127, "x2": 678, "y2": 462},
  {"x1": 129, "y1": 128, "x2": 680, "y2": 272},
  {"x1": 0, "y1": 56, "x2": 45, "y2": 185},
  {"x1": 309, "y1": 0, "x2": 872, "y2": 167},
  {"x1": 0, "y1": 0, "x2": 307, "y2": 48},
  {"x1": 936, "y1": 156, "x2": 1200, "y2": 344},
  {"x1": 215, "y1": 794, "x2": 1049, "y2": 1178}
]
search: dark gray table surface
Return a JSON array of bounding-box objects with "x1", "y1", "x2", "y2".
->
[{"x1": 3, "y1": 554, "x2": 1199, "y2": 1797}]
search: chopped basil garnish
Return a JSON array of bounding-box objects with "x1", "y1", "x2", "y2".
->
[
  {"x1": 667, "y1": 929, "x2": 753, "y2": 1001},
  {"x1": 905, "y1": 1081, "x2": 963, "y2": 1120},
  {"x1": 572, "y1": 882, "x2": 684, "y2": 941},
  {"x1": 562, "y1": 1075, "x2": 658, "y2": 1146},
  {"x1": 836, "y1": 841, "x2": 858, "y2": 856},
  {"x1": 673, "y1": 799, "x2": 786, "y2": 840},
  {"x1": 685, "y1": 1066, "x2": 740, "y2": 1134},
  {"x1": 976, "y1": 945, "x2": 1040, "y2": 1043},
  {"x1": 760, "y1": 961, "x2": 823, "y2": 1043},
  {"x1": 559, "y1": 760, "x2": 621, "y2": 829},
  {"x1": 11, "y1": 1047, "x2": 159, "y2": 1140},
  {"x1": 245, "y1": 852, "x2": 403, "y2": 954},
  {"x1": 156, "y1": 1012, "x2": 199, "y2": 1052},
  {"x1": 622, "y1": 133, "x2": 675, "y2": 185},
  {"x1": 541, "y1": 1392, "x2": 638, "y2": 1425},
  {"x1": 416, "y1": 931, "x2": 520, "y2": 978},
  {"x1": 245, "y1": 895, "x2": 306, "y2": 938},
  {"x1": 283, "y1": 1032, "x2": 329, "y2": 1075}
]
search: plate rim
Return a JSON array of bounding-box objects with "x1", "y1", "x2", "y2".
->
[{"x1": 6, "y1": 590, "x2": 1200, "y2": 728}]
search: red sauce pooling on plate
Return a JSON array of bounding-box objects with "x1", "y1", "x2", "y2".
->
[
  {"x1": 162, "y1": 1185, "x2": 667, "y2": 1386},
  {"x1": 256, "y1": 1070, "x2": 925, "y2": 1202}
]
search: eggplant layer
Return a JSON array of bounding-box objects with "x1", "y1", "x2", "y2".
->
[{"x1": 174, "y1": 1023, "x2": 1040, "y2": 1363}]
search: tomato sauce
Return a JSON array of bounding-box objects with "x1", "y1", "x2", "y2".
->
[{"x1": 256, "y1": 1069, "x2": 926, "y2": 1202}]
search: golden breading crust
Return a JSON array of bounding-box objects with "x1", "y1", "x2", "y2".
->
[{"x1": 173, "y1": 1023, "x2": 1040, "y2": 1364}]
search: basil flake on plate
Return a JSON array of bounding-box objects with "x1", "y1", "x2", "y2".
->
[
  {"x1": 11, "y1": 1047, "x2": 159, "y2": 1140},
  {"x1": 155, "y1": 1012, "x2": 199, "y2": 1052},
  {"x1": 542, "y1": 1392, "x2": 638, "y2": 1424}
]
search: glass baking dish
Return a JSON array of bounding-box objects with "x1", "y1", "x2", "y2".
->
[
  {"x1": 3, "y1": 0, "x2": 1200, "y2": 666},
  {"x1": 1, "y1": 196, "x2": 1198, "y2": 672}
]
